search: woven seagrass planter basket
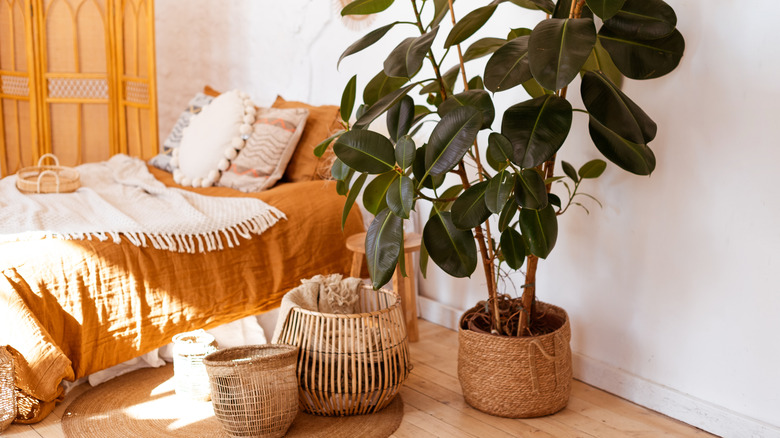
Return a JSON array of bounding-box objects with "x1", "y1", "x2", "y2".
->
[
  {"x1": 458, "y1": 301, "x2": 572, "y2": 418},
  {"x1": 275, "y1": 286, "x2": 411, "y2": 416}
]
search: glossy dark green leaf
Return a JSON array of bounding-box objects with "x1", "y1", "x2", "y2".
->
[
  {"x1": 501, "y1": 94, "x2": 573, "y2": 168},
  {"x1": 424, "y1": 106, "x2": 483, "y2": 178},
  {"x1": 500, "y1": 228, "x2": 526, "y2": 269},
  {"x1": 341, "y1": 75, "x2": 357, "y2": 123},
  {"x1": 507, "y1": 0, "x2": 553, "y2": 13},
  {"x1": 333, "y1": 130, "x2": 396, "y2": 173},
  {"x1": 413, "y1": 146, "x2": 446, "y2": 189},
  {"x1": 588, "y1": 117, "x2": 655, "y2": 175},
  {"x1": 587, "y1": 0, "x2": 625, "y2": 20},
  {"x1": 342, "y1": 0, "x2": 394, "y2": 16},
  {"x1": 603, "y1": 0, "x2": 676, "y2": 40},
  {"x1": 581, "y1": 71, "x2": 656, "y2": 144},
  {"x1": 515, "y1": 168, "x2": 548, "y2": 210},
  {"x1": 598, "y1": 28, "x2": 685, "y2": 79},
  {"x1": 355, "y1": 83, "x2": 417, "y2": 129},
  {"x1": 433, "y1": 184, "x2": 464, "y2": 212},
  {"x1": 451, "y1": 181, "x2": 491, "y2": 230},
  {"x1": 419, "y1": 238, "x2": 429, "y2": 278},
  {"x1": 366, "y1": 208, "x2": 403, "y2": 289},
  {"x1": 342, "y1": 173, "x2": 368, "y2": 229},
  {"x1": 507, "y1": 27, "x2": 532, "y2": 40},
  {"x1": 581, "y1": 40, "x2": 623, "y2": 89},
  {"x1": 579, "y1": 159, "x2": 607, "y2": 178},
  {"x1": 314, "y1": 130, "x2": 345, "y2": 157},
  {"x1": 431, "y1": 0, "x2": 451, "y2": 28},
  {"x1": 468, "y1": 76, "x2": 484, "y2": 90},
  {"x1": 363, "y1": 171, "x2": 398, "y2": 214},
  {"x1": 486, "y1": 132, "x2": 513, "y2": 171},
  {"x1": 386, "y1": 175, "x2": 414, "y2": 219},
  {"x1": 419, "y1": 65, "x2": 460, "y2": 95},
  {"x1": 463, "y1": 37, "x2": 506, "y2": 62},
  {"x1": 484, "y1": 36, "x2": 532, "y2": 93},
  {"x1": 548, "y1": 192, "x2": 562, "y2": 208},
  {"x1": 384, "y1": 27, "x2": 439, "y2": 79},
  {"x1": 387, "y1": 95, "x2": 415, "y2": 142},
  {"x1": 444, "y1": 4, "x2": 497, "y2": 48},
  {"x1": 395, "y1": 135, "x2": 416, "y2": 169},
  {"x1": 562, "y1": 160, "x2": 578, "y2": 182},
  {"x1": 437, "y1": 89, "x2": 495, "y2": 130},
  {"x1": 338, "y1": 22, "x2": 400, "y2": 68},
  {"x1": 519, "y1": 204, "x2": 558, "y2": 259},
  {"x1": 498, "y1": 197, "x2": 518, "y2": 232},
  {"x1": 528, "y1": 18, "x2": 597, "y2": 91},
  {"x1": 522, "y1": 77, "x2": 547, "y2": 98},
  {"x1": 331, "y1": 157, "x2": 350, "y2": 181},
  {"x1": 363, "y1": 70, "x2": 409, "y2": 107},
  {"x1": 336, "y1": 178, "x2": 349, "y2": 196},
  {"x1": 423, "y1": 210, "x2": 477, "y2": 278},
  {"x1": 485, "y1": 170, "x2": 514, "y2": 214}
]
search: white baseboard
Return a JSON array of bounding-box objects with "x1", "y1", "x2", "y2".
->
[{"x1": 418, "y1": 297, "x2": 780, "y2": 438}]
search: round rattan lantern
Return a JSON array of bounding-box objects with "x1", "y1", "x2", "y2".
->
[
  {"x1": 275, "y1": 286, "x2": 411, "y2": 416},
  {"x1": 0, "y1": 346, "x2": 16, "y2": 432}
]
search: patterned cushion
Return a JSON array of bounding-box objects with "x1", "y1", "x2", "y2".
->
[
  {"x1": 218, "y1": 107, "x2": 309, "y2": 192},
  {"x1": 149, "y1": 92, "x2": 214, "y2": 172}
]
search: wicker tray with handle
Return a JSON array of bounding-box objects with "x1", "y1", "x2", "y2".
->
[{"x1": 16, "y1": 153, "x2": 80, "y2": 194}]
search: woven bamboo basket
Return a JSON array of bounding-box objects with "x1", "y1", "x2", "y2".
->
[
  {"x1": 275, "y1": 286, "x2": 411, "y2": 416},
  {"x1": 16, "y1": 154, "x2": 80, "y2": 194},
  {"x1": 0, "y1": 346, "x2": 16, "y2": 432},
  {"x1": 204, "y1": 345, "x2": 299, "y2": 438},
  {"x1": 458, "y1": 301, "x2": 572, "y2": 418},
  {"x1": 172, "y1": 330, "x2": 218, "y2": 401}
]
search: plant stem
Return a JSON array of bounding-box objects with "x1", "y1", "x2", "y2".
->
[{"x1": 411, "y1": 0, "x2": 448, "y2": 99}]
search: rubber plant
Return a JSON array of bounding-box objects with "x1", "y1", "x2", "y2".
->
[{"x1": 319, "y1": 0, "x2": 685, "y2": 336}]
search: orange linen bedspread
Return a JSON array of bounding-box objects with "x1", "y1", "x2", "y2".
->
[{"x1": 0, "y1": 168, "x2": 364, "y2": 422}]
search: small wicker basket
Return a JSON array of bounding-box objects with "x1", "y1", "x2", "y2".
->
[
  {"x1": 172, "y1": 330, "x2": 218, "y2": 401},
  {"x1": 1, "y1": 346, "x2": 16, "y2": 432},
  {"x1": 275, "y1": 285, "x2": 411, "y2": 416},
  {"x1": 204, "y1": 345, "x2": 299, "y2": 438},
  {"x1": 16, "y1": 153, "x2": 80, "y2": 194}
]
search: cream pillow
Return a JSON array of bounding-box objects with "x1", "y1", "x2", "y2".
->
[
  {"x1": 171, "y1": 89, "x2": 257, "y2": 187},
  {"x1": 218, "y1": 107, "x2": 309, "y2": 192}
]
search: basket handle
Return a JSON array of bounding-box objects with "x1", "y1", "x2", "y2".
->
[
  {"x1": 37, "y1": 153, "x2": 60, "y2": 167},
  {"x1": 36, "y1": 169, "x2": 60, "y2": 194}
]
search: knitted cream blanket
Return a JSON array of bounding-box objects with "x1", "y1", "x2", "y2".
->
[{"x1": 0, "y1": 154, "x2": 285, "y2": 253}]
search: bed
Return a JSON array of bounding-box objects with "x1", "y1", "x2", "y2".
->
[{"x1": 0, "y1": 97, "x2": 364, "y2": 423}]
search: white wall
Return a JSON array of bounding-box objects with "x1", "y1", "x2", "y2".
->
[{"x1": 155, "y1": 1, "x2": 780, "y2": 436}]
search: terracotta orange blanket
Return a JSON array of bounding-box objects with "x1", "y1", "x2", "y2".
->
[{"x1": 0, "y1": 167, "x2": 364, "y2": 422}]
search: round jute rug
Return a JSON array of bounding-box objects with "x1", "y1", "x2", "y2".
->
[{"x1": 62, "y1": 364, "x2": 403, "y2": 437}]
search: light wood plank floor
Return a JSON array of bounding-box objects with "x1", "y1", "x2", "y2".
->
[{"x1": 5, "y1": 319, "x2": 715, "y2": 437}]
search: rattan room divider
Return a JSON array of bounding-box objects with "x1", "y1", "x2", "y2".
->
[{"x1": 0, "y1": 0, "x2": 157, "y2": 177}]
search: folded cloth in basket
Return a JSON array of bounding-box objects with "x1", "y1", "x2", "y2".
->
[{"x1": 0, "y1": 154, "x2": 285, "y2": 253}]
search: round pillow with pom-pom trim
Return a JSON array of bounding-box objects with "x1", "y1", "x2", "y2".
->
[{"x1": 171, "y1": 89, "x2": 256, "y2": 188}]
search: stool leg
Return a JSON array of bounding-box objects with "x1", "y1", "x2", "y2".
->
[
  {"x1": 350, "y1": 252, "x2": 363, "y2": 278},
  {"x1": 393, "y1": 259, "x2": 419, "y2": 342}
]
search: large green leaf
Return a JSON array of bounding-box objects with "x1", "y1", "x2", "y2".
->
[
  {"x1": 433, "y1": 184, "x2": 464, "y2": 212},
  {"x1": 423, "y1": 210, "x2": 477, "y2": 278},
  {"x1": 341, "y1": 75, "x2": 357, "y2": 123},
  {"x1": 331, "y1": 157, "x2": 350, "y2": 181},
  {"x1": 463, "y1": 37, "x2": 506, "y2": 62},
  {"x1": 413, "y1": 145, "x2": 446, "y2": 189},
  {"x1": 424, "y1": 106, "x2": 483, "y2": 179},
  {"x1": 501, "y1": 94, "x2": 573, "y2": 168},
  {"x1": 431, "y1": 0, "x2": 451, "y2": 28},
  {"x1": 342, "y1": 0, "x2": 394, "y2": 16},
  {"x1": 484, "y1": 36, "x2": 533, "y2": 93},
  {"x1": 363, "y1": 171, "x2": 398, "y2": 214},
  {"x1": 588, "y1": 117, "x2": 655, "y2": 175},
  {"x1": 507, "y1": 27, "x2": 533, "y2": 40},
  {"x1": 528, "y1": 18, "x2": 597, "y2": 91},
  {"x1": 506, "y1": 0, "x2": 553, "y2": 13},
  {"x1": 437, "y1": 89, "x2": 495, "y2": 130},
  {"x1": 587, "y1": 0, "x2": 625, "y2": 20},
  {"x1": 386, "y1": 174, "x2": 414, "y2": 219},
  {"x1": 581, "y1": 40, "x2": 623, "y2": 88},
  {"x1": 355, "y1": 83, "x2": 417, "y2": 129},
  {"x1": 395, "y1": 135, "x2": 416, "y2": 169},
  {"x1": 338, "y1": 22, "x2": 400, "y2": 68},
  {"x1": 387, "y1": 95, "x2": 415, "y2": 142},
  {"x1": 498, "y1": 197, "x2": 518, "y2": 232},
  {"x1": 522, "y1": 77, "x2": 548, "y2": 98},
  {"x1": 578, "y1": 159, "x2": 607, "y2": 178},
  {"x1": 515, "y1": 168, "x2": 549, "y2": 210},
  {"x1": 342, "y1": 173, "x2": 368, "y2": 229},
  {"x1": 384, "y1": 27, "x2": 439, "y2": 79},
  {"x1": 581, "y1": 71, "x2": 656, "y2": 144},
  {"x1": 444, "y1": 4, "x2": 497, "y2": 48},
  {"x1": 500, "y1": 228, "x2": 526, "y2": 269},
  {"x1": 366, "y1": 208, "x2": 403, "y2": 289},
  {"x1": 603, "y1": 0, "x2": 676, "y2": 40},
  {"x1": 485, "y1": 170, "x2": 514, "y2": 214},
  {"x1": 363, "y1": 70, "x2": 409, "y2": 107},
  {"x1": 451, "y1": 181, "x2": 491, "y2": 230},
  {"x1": 314, "y1": 130, "x2": 346, "y2": 157},
  {"x1": 519, "y1": 204, "x2": 558, "y2": 258},
  {"x1": 598, "y1": 28, "x2": 685, "y2": 79},
  {"x1": 486, "y1": 132, "x2": 513, "y2": 171},
  {"x1": 333, "y1": 130, "x2": 396, "y2": 173}
]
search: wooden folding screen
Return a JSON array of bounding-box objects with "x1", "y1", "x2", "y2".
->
[{"x1": 0, "y1": 0, "x2": 157, "y2": 177}]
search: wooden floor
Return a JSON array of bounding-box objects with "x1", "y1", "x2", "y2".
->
[{"x1": 5, "y1": 319, "x2": 715, "y2": 437}]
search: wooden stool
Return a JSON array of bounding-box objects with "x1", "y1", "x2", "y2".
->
[{"x1": 346, "y1": 232, "x2": 421, "y2": 342}]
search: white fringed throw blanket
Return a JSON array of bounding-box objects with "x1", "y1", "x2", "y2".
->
[{"x1": 0, "y1": 154, "x2": 286, "y2": 253}]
